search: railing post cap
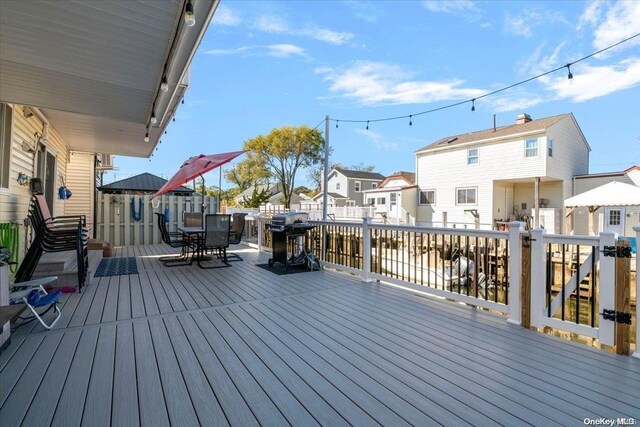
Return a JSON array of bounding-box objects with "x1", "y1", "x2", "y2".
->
[
  {"x1": 362, "y1": 216, "x2": 372, "y2": 223},
  {"x1": 507, "y1": 221, "x2": 525, "y2": 230}
]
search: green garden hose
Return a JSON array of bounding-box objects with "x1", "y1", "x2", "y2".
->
[{"x1": 0, "y1": 222, "x2": 19, "y2": 273}]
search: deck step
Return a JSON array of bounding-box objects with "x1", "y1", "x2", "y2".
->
[
  {"x1": 33, "y1": 251, "x2": 76, "y2": 272},
  {"x1": 31, "y1": 249, "x2": 103, "y2": 289}
]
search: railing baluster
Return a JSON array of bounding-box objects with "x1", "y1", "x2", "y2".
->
[
  {"x1": 576, "y1": 244, "x2": 580, "y2": 324},
  {"x1": 561, "y1": 244, "x2": 566, "y2": 321}
]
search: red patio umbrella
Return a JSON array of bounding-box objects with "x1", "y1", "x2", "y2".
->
[{"x1": 153, "y1": 151, "x2": 245, "y2": 211}]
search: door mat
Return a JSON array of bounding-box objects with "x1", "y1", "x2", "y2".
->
[
  {"x1": 95, "y1": 257, "x2": 138, "y2": 277},
  {"x1": 256, "y1": 263, "x2": 318, "y2": 276}
]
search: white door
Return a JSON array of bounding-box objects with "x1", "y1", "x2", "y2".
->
[{"x1": 604, "y1": 207, "x2": 625, "y2": 236}]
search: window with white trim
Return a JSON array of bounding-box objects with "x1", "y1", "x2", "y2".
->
[
  {"x1": 372, "y1": 182, "x2": 377, "y2": 189},
  {"x1": 419, "y1": 190, "x2": 435, "y2": 205},
  {"x1": 467, "y1": 148, "x2": 478, "y2": 165},
  {"x1": 525, "y1": 138, "x2": 538, "y2": 157},
  {"x1": 376, "y1": 197, "x2": 386, "y2": 205},
  {"x1": 354, "y1": 181, "x2": 361, "y2": 192},
  {"x1": 547, "y1": 139, "x2": 553, "y2": 157},
  {"x1": 456, "y1": 187, "x2": 477, "y2": 205},
  {"x1": 367, "y1": 198, "x2": 375, "y2": 206},
  {"x1": 335, "y1": 182, "x2": 341, "y2": 190},
  {"x1": 0, "y1": 103, "x2": 13, "y2": 190}
]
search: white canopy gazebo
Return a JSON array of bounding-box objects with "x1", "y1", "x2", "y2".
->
[{"x1": 564, "y1": 181, "x2": 640, "y2": 234}]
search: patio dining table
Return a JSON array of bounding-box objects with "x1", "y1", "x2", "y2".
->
[{"x1": 177, "y1": 226, "x2": 208, "y2": 264}]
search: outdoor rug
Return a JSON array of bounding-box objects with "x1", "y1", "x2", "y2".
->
[
  {"x1": 256, "y1": 263, "x2": 318, "y2": 276},
  {"x1": 95, "y1": 257, "x2": 138, "y2": 277}
]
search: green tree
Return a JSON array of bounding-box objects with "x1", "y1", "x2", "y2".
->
[
  {"x1": 242, "y1": 188, "x2": 272, "y2": 208},
  {"x1": 225, "y1": 155, "x2": 270, "y2": 191},
  {"x1": 244, "y1": 125, "x2": 324, "y2": 208},
  {"x1": 293, "y1": 185, "x2": 313, "y2": 196}
]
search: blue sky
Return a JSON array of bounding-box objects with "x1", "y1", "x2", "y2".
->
[{"x1": 105, "y1": 0, "x2": 640, "y2": 188}]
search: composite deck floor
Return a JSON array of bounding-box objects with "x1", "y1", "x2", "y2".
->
[{"x1": 1, "y1": 244, "x2": 639, "y2": 426}]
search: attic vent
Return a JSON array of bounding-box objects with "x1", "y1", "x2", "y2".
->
[{"x1": 442, "y1": 137, "x2": 457, "y2": 145}]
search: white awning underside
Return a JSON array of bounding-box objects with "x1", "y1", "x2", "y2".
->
[
  {"x1": 564, "y1": 181, "x2": 640, "y2": 207},
  {"x1": 0, "y1": 0, "x2": 218, "y2": 157}
]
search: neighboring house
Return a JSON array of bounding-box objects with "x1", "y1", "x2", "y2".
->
[
  {"x1": 362, "y1": 171, "x2": 418, "y2": 224},
  {"x1": 234, "y1": 183, "x2": 279, "y2": 205},
  {"x1": 415, "y1": 113, "x2": 590, "y2": 230},
  {"x1": 0, "y1": 1, "x2": 217, "y2": 265},
  {"x1": 98, "y1": 173, "x2": 194, "y2": 196},
  {"x1": 569, "y1": 166, "x2": 640, "y2": 237},
  {"x1": 314, "y1": 167, "x2": 385, "y2": 207}
]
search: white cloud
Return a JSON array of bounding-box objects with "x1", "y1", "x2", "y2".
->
[
  {"x1": 485, "y1": 94, "x2": 544, "y2": 113},
  {"x1": 546, "y1": 57, "x2": 640, "y2": 102},
  {"x1": 205, "y1": 46, "x2": 252, "y2": 56},
  {"x1": 214, "y1": 5, "x2": 241, "y2": 26},
  {"x1": 266, "y1": 44, "x2": 305, "y2": 58},
  {"x1": 205, "y1": 44, "x2": 305, "y2": 58},
  {"x1": 323, "y1": 61, "x2": 484, "y2": 106},
  {"x1": 504, "y1": 8, "x2": 569, "y2": 38},
  {"x1": 591, "y1": 1, "x2": 640, "y2": 53},
  {"x1": 577, "y1": 0, "x2": 604, "y2": 30},
  {"x1": 518, "y1": 41, "x2": 567, "y2": 78},
  {"x1": 504, "y1": 13, "x2": 533, "y2": 37},
  {"x1": 354, "y1": 128, "x2": 401, "y2": 151},
  {"x1": 422, "y1": 0, "x2": 479, "y2": 14},
  {"x1": 253, "y1": 14, "x2": 354, "y2": 45}
]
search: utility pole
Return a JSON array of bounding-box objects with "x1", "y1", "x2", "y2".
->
[{"x1": 322, "y1": 115, "x2": 330, "y2": 221}]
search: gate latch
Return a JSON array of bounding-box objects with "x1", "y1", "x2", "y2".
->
[
  {"x1": 601, "y1": 309, "x2": 632, "y2": 325},
  {"x1": 602, "y1": 246, "x2": 632, "y2": 258}
]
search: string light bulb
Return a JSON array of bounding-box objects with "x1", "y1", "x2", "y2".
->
[
  {"x1": 366, "y1": 120, "x2": 369, "y2": 130},
  {"x1": 566, "y1": 63, "x2": 573, "y2": 80},
  {"x1": 409, "y1": 115, "x2": 413, "y2": 126},
  {"x1": 184, "y1": 0, "x2": 196, "y2": 27},
  {"x1": 150, "y1": 112, "x2": 157, "y2": 124},
  {"x1": 160, "y1": 76, "x2": 169, "y2": 92},
  {"x1": 335, "y1": 120, "x2": 339, "y2": 129},
  {"x1": 471, "y1": 99, "x2": 476, "y2": 112},
  {"x1": 144, "y1": 131, "x2": 149, "y2": 143}
]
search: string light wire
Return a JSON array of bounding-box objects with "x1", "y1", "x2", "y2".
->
[{"x1": 330, "y1": 32, "x2": 640, "y2": 126}]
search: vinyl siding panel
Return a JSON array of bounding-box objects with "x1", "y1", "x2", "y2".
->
[
  {"x1": 66, "y1": 151, "x2": 95, "y2": 232},
  {"x1": 0, "y1": 104, "x2": 69, "y2": 270}
]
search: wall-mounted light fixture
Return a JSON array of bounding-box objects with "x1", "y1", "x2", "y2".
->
[
  {"x1": 22, "y1": 106, "x2": 34, "y2": 118},
  {"x1": 185, "y1": 0, "x2": 195, "y2": 27}
]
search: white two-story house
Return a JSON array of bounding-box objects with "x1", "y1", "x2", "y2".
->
[
  {"x1": 362, "y1": 172, "x2": 417, "y2": 224},
  {"x1": 311, "y1": 167, "x2": 385, "y2": 207},
  {"x1": 415, "y1": 113, "x2": 590, "y2": 230}
]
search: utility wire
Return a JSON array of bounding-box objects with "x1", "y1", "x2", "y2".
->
[{"x1": 331, "y1": 32, "x2": 640, "y2": 125}]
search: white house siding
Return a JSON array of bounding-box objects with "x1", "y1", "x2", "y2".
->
[
  {"x1": 0, "y1": 104, "x2": 69, "y2": 268},
  {"x1": 66, "y1": 151, "x2": 95, "y2": 232},
  {"x1": 417, "y1": 132, "x2": 549, "y2": 228},
  {"x1": 327, "y1": 172, "x2": 348, "y2": 199}
]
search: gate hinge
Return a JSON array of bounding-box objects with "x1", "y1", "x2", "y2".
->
[
  {"x1": 601, "y1": 309, "x2": 632, "y2": 325},
  {"x1": 602, "y1": 246, "x2": 632, "y2": 258}
]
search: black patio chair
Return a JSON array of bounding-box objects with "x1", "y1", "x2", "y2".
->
[
  {"x1": 183, "y1": 212, "x2": 203, "y2": 228},
  {"x1": 197, "y1": 214, "x2": 231, "y2": 269},
  {"x1": 155, "y1": 212, "x2": 195, "y2": 266},
  {"x1": 227, "y1": 212, "x2": 247, "y2": 261}
]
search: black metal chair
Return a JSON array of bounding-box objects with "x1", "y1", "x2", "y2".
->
[
  {"x1": 15, "y1": 195, "x2": 88, "y2": 291},
  {"x1": 227, "y1": 212, "x2": 247, "y2": 261},
  {"x1": 155, "y1": 212, "x2": 195, "y2": 266},
  {"x1": 197, "y1": 214, "x2": 231, "y2": 269},
  {"x1": 183, "y1": 212, "x2": 203, "y2": 228}
]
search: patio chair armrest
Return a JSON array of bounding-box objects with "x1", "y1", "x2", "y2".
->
[{"x1": 9, "y1": 276, "x2": 57, "y2": 301}]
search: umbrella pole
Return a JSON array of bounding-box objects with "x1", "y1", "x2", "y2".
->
[
  {"x1": 200, "y1": 174, "x2": 206, "y2": 214},
  {"x1": 218, "y1": 167, "x2": 222, "y2": 213}
]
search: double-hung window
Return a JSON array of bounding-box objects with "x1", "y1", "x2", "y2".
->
[
  {"x1": 354, "y1": 181, "x2": 361, "y2": 192},
  {"x1": 419, "y1": 190, "x2": 435, "y2": 205},
  {"x1": 467, "y1": 148, "x2": 478, "y2": 165},
  {"x1": 377, "y1": 197, "x2": 386, "y2": 205},
  {"x1": 456, "y1": 187, "x2": 477, "y2": 205},
  {"x1": 525, "y1": 138, "x2": 538, "y2": 157},
  {"x1": 335, "y1": 182, "x2": 341, "y2": 190},
  {"x1": 547, "y1": 139, "x2": 553, "y2": 157}
]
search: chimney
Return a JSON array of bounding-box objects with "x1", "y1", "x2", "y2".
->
[{"x1": 516, "y1": 113, "x2": 532, "y2": 124}]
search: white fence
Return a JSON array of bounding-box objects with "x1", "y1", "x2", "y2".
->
[
  {"x1": 250, "y1": 216, "x2": 637, "y2": 353},
  {"x1": 95, "y1": 192, "x2": 217, "y2": 246}
]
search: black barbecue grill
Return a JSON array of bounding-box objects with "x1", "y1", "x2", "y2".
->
[{"x1": 266, "y1": 213, "x2": 320, "y2": 271}]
